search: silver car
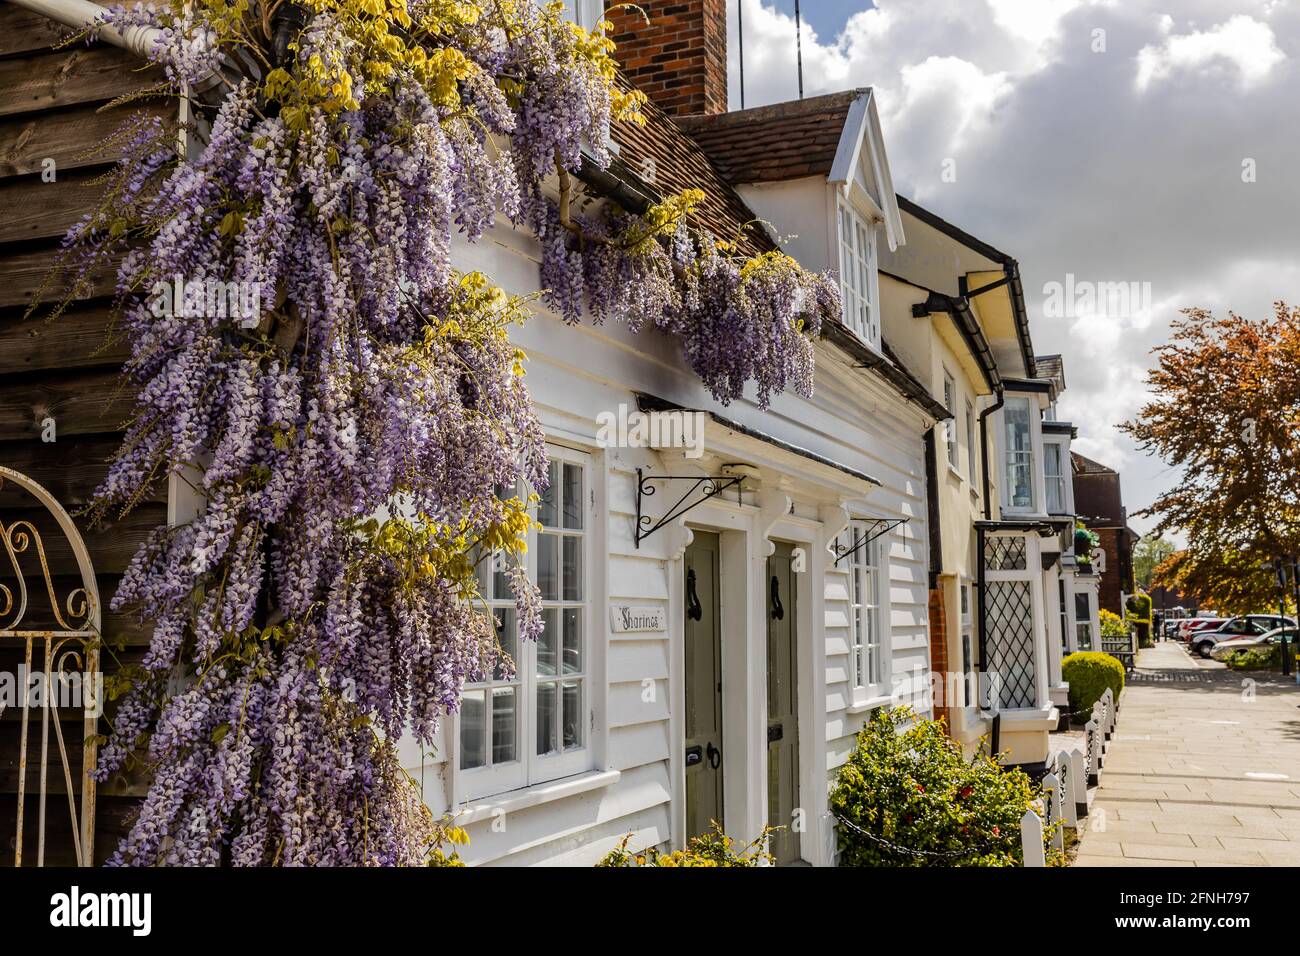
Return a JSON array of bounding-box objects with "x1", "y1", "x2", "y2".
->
[
  {"x1": 1209, "y1": 626, "x2": 1299, "y2": 662},
  {"x1": 1192, "y1": 614, "x2": 1296, "y2": 658}
]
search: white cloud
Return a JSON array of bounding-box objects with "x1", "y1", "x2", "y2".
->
[{"x1": 1135, "y1": 14, "x2": 1286, "y2": 91}]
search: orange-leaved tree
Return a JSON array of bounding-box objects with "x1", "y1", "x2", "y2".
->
[{"x1": 1122, "y1": 303, "x2": 1300, "y2": 604}]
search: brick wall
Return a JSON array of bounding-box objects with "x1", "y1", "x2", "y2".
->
[
  {"x1": 928, "y1": 587, "x2": 950, "y2": 730},
  {"x1": 605, "y1": 0, "x2": 728, "y2": 117},
  {"x1": 1094, "y1": 527, "x2": 1134, "y2": 615}
]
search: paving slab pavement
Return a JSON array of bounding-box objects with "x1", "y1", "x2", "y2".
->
[{"x1": 1072, "y1": 641, "x2": 1300, "y2": 867}]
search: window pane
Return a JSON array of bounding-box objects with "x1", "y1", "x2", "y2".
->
[
  {"x1": 562, "y1": 681, "x2": 582, "y2": 750},
  {"x1": 1004, "y1": 399, "x2": 1034, "y2": 508},
  {"x1": 538, "y1": 608, "x2": 558, "y2": 676},
  {"x1": 493, "y1": 606, "x2": 517, "y2": 681},
  {"x1": 460, "y1": 690, "x2": 486, "y2": 769},
  {"x1": 562, "y1": 463, "x2": 583, "y2": 529},
  {"x1": 537, "y1": 532, "x2": 559, "y2": 600},
  {"x1": 492, "y1": 553, "x2": 512, "y2": 601},
  {"x1": 538, "y1": 460, "x2": 559, "y2": 527},
  {"x1": 562, "y1": 535, "x2": 582, "y2": 601},
  {"x1": 537, "y1": 682, "x2": 558, "y2": 755},
  {"x1": 562, "y1": 607, "x2": 582, "y2": 674},
  {"x1": 491, "y1": 687, "x2": 517, "y2": 764}
]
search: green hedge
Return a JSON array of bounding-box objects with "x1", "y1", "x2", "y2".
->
[
  {"x1": 1223, "y1": 644, "x2": 1282, "y2": 671},
  {"x1": 1062, "y1": 651, "x2": 1125, "y2": 718},
  {"x1": 829, "y1": 707, "x2": 1038, "y2": 867}
]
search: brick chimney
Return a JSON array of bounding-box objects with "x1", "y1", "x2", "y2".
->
[{"x1": 605, "y1": 1, "x2": 728, "y2": 117}]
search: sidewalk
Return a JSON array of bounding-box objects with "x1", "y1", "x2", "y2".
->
[{"x1": 1073, "y1": 642, "x2": 1300, "y2": 867}]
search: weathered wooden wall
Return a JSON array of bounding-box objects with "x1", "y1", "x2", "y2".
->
[{"x1": 0, "y1": 5, "x2": 163, "y2": 865}]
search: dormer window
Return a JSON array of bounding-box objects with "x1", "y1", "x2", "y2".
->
[
  {"x1": 837, "y1": 200, "x2": 880, "y2": 349},
  {"x1": 1004, "y1": 396, "x2": 1035, "y2": 510}
]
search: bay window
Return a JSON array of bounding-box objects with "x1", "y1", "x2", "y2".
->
[
  {"x1": 1003, "y1": 397, "x2": 1035, "y2": 510},
  {"x1": 837, "y1": 200, "x2": 880, "y2": 349},
  {"x1": 459, "y1": 447, "x2": 591, "y2": 799}
]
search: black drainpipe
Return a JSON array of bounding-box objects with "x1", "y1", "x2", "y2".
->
[
  {"x1": 977, "y1": 388, "x2": 1005, "y2": 521},
  {"x1": 923, "y1": 428, "x2": 942, "y2": 590},
  {"x1": 975, "y1": 390, "x2": 1005, "y2": 730}
]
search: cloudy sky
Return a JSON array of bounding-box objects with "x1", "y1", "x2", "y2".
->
[{"x1": 725, "y1": 0, "x2": 1299, "y2": 540}]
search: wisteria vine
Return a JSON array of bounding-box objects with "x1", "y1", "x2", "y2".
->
[{"x1": 53, "y1": 0, "x2": 838, "y2": 865}]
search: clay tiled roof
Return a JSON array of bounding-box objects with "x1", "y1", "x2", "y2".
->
[
  {"x1": 674, "y1": 90, "x2": 862, "y2": 185},
  {"x1": 1035, "y1": 353, "x2": 1064, "y2": 386},
  {"x1": 609, "y1": 79, "x2": 775, "y2": 257}
]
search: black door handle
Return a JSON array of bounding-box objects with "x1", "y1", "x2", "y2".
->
[
  {"x1": 706, "y1": 742, "x2": 721, "y2": 769},
  {"x1": 770, "y1": 575, "x2": 784, "y2": 620},
  {"x1": 686, "y1": 568, "x2": 703, "y2": 621}
]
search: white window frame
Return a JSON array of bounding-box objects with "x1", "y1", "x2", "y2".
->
[
  {"x1": 965, "y1": 400, "x2": 978, "y2": 489},
  {"x1": 1043, "y1": 438, "x2": 1068, "y2": 515},
  {"x1": 837, "y1": 199, "x2": 880, "y2": 349},
  {"x1": 981, "y1": 532, "x2": 1047, "y2": 711},
  {"x1": 844, "y1": 522, "x2": 889, "y2": 700},
  {"x1": 959, "y1": 578, "x2": 974, "y2": 707},
  {"x1": 943, "y1": 371, "x2": 958, "y2": 470},
  {"x1": 554, "y1": 0, "x2": 603, "y2": 30},
  {"x1": 1001, "y1": 395, "x2": 1040, "y2": 514},
  {"x1": 457, "y1": 445, "x2": 593, "y2": 800}
]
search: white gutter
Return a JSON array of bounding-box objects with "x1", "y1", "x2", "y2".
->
[
  {"x1": 6, "y1": 0, "x2": 250, "y2": 94},
  {"x1": 6, "y1": 0, "x2": 164, "y2": 58}
]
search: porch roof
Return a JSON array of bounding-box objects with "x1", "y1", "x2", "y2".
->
[{"x1": 634, "y1": 392, "x2": 882, "y2": 491}]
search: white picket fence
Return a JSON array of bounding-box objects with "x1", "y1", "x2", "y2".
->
[{"x1": 1021, "y1": 687, "x2": 1117, "y2": 866}]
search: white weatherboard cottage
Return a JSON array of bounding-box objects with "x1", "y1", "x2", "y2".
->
[{"x1": 392, "y1": 12, "x2": 947, "y2": 865}]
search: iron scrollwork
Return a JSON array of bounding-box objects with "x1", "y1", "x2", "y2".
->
[
  {"x1": 832, "y1": 516, "x2": 908, "y2": 566},
  {"x1": 0, "y1": 466, "x2": 102, "y2": 867},
  {"x1": 634, "y1": 468, "x2": 742, "y2": 547}
]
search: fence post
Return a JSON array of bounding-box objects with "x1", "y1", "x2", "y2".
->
[
  {"x1": 1058, "y1": 758, "x2": 1077, "y2": 829},
  {"x1": 1021, "y1": 809, "x2": 1045, "y2": 867},
  {"x1": 1085, "y1": 718, "x2": 1100, "y2": 785},
  {"x1": 1065, "y1": 749, "x2": 1087, "y2": 821},
  {"x1": 1102, "y1": 688, "x2": 1115, "y2": 739},
  {"x1": 1043, "y1": 772, "x2": 1064, "y2": 851}
]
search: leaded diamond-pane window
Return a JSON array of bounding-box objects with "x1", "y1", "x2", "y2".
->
[
  {"x1": 983, "y1": 534, "x2": 1027, "y2": 571},
  {"x1": 982, "y1": 580, "x2": 1036, "y2": 709}
]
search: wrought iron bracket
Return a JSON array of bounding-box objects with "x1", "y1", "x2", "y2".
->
[
  {"x1": 832, "y1": 517, "x2": 907, "y2": 566},
  {"x1": 635, "y1": 469, "x2": 742, "y2": 547}
]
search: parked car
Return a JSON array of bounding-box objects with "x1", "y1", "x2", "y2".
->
[
  {"x1": 1210, "y1": 626, "x2": 1300, "y2": 663},
  {"x1": 1191, "y1": 615, "x2": 1297, "y2": 658},
  {"x1": 1178, "y1": 617, "x2": 1226, "y2": 643}
]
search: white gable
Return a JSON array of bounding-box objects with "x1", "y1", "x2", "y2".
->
[{"x1": 828, "y1": 90, "x2": 905, "y2": 252}]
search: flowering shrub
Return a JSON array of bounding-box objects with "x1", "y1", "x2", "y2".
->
[
  {"x1": 44, "y1": 0, "x2": 834, "y2": 866},
  {"x1": 1099, "y1": 608, "x2": 1127, "y2": 642},
  {"x1": 830, "y1": 707, "x2": 1039, "y2": 867},
  {"x1": 1061, "y1": 651, "x2": 1124, "y2": 719},
  {"x1": 597, "y1": 823, "x2": 774, "y2": 867}
]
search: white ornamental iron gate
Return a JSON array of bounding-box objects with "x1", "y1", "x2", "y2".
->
[{"x1": 0, "y1": 466, "x2": 101, "y2": 866}]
